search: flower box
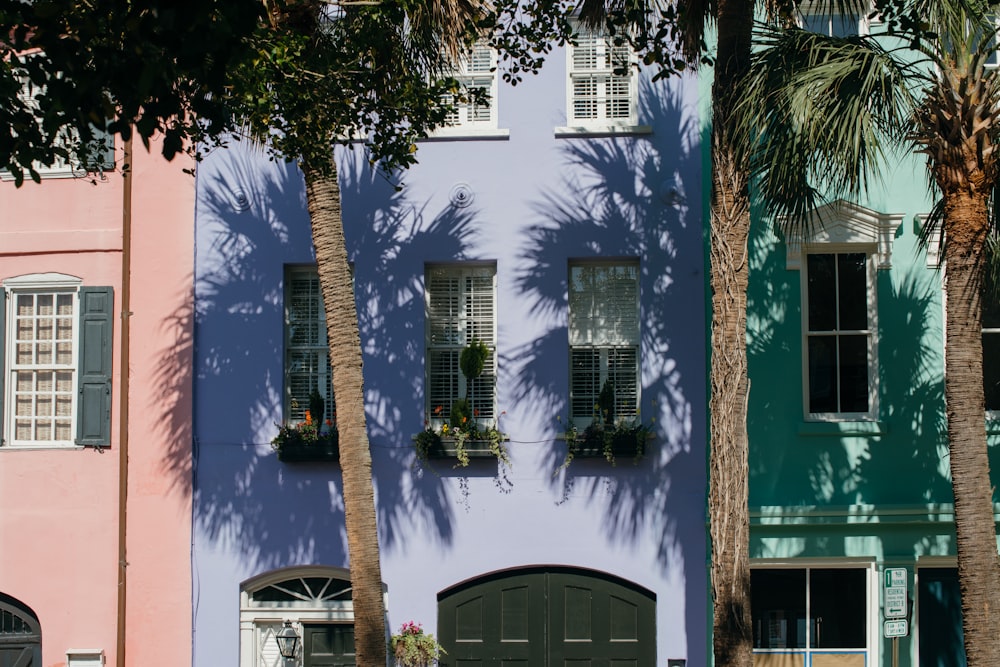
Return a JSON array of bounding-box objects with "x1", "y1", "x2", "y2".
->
[
  {"x1": 425, "y1": 437, "x2": 498, "y2": 460},
  {"x1": 564, "y1": 423, "x2": 651, "y2": 466},
  {"x1": 275, "y1": 439, "x2": 339, "y2": 463}
]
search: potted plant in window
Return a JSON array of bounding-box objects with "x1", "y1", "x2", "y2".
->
[
  {"x1": 561, "y1": 379, "x2": 652, "y2": 467},
  {"x1": 272, "y1": 390, "x2": 339, "y2": 462},
  {"x1": 414, "y1": 339, "x2": 510, "y2": 467},
  {"x1": 390, "y1": 621, "x2": 445, "y2": 667}
]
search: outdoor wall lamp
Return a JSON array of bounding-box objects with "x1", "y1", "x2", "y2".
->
[{"x1": 275, "y1": 620, "x2": 300, "y2": 659}]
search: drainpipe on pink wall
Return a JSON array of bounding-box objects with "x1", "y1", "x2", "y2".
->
[{"x1": 116, "y1": 134, "x2": 133, "y2": 667}]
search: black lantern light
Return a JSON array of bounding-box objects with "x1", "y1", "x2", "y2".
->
[{"x1": 275, "y1": 620, "x2": 300, "y2": 659}]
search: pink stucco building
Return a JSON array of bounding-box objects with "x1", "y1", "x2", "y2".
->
[{"x1": 0, "y1": 140, "x2": 193, "y2": 667}]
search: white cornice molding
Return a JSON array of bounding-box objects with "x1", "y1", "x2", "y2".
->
[{"x1": 783, "y1": 199, "x2": 903, "y2": 271}]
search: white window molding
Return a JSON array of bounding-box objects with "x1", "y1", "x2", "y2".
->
[
  {"x1": 568, "y1": 261, "x2": 640, "y2": 428},
  {"x1": 425, "y1": 264, "x2": 497, "y2": 424},
  {"x1": 66, "y1": 649, "x2": 105, "y2": 667},
  {"x1": 785, "y1": 201, "x2": 900, "y2": 422},
  {"x1": 4, "y1": 274, "x2": 80, "y2": 447},
  {"x1": 782, "y1": 199, "x2": 902, "y2": 271},
  {"x1": 0, "y1": 55, "x2": 115, "y2": 181},
  {"x1": 750, "y1": 559, "x2": 877, "y2": 663},
  {"x1": 239, "y1": 566, "x2": 365, "y2": 667},
  {"x1": 284, "y1": 266, "x2": 334, "y2": 426},
  {"x1": 797, "y1": 1, "x2": 871, "y2": 36},
  {"x1": 559, "y1": 26, "x2": 644, "y2": 135},
  {"x1": 428, "y1": 42, "x2": 510, "y2": 140}
]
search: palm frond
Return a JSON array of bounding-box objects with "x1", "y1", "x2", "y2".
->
[{"x1": 739, "y1": 23, "x2": 917, "y2": 226}]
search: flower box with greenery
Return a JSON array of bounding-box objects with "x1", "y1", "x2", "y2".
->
[
  {"x1": 390, "y1": 621, "x2": 445, "y2": 667},
  {"x1": 271, "y1": 390, "x2": 339, "y2": 463},
  {"x1": 561, "y1": 380, "x2": 652, "y2": 467},
  {"x1": 414, "y1": 339, "x2": 510, "y2": 467}
]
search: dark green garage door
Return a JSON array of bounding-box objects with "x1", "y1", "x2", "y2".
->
[{"x1": 437, "y1": 567, "x2": 656, "y2": 667}]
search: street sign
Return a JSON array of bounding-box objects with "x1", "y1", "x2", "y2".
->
[
  {"x1": 885, "y1": 568, "x2": 907, "y2": 588},
  {"x1": 884, "y1": 586, "x2": 907, "y2": 618},
  {"x1": 884, "y1": 619, "x2": 908, "y2": 638}
]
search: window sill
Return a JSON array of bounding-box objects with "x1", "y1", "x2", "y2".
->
[
  {"x1": 554, "y1": 124, "x2": 652, "y2": 138},
  {"x1": 421, "y1": 128, "x2": 510, "y2": 142},
  {"x1": 1, "y1": 167, "x2": 80, "y2": 181},
  {"x1": 0, "y1": 443, "x2": 82, "y2": 450},
  {"x1": 797, "y1": 420, "x2": 886, "y2": 437}
]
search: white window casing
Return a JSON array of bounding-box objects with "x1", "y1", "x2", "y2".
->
[
  {"x1": 2, "y1": 273, "x2": 112, "y2": 449},
  {"x1": 430, "y1": 42, "x2": 508, "y2": 139},
  {"x1": 750, "y1": 560, "x2": 876, "y2": 663},
  {"x1": 568, "y1": 261, "x2": 640, "y2": 428},
  {"x1": 239, "y1": 566, "x2": 362, "y2": 667},
  {"x1": 783, "y1": 200, "x2": 902, "y2": 422},
  {"x1": 425, "y1": 264, "x2": 497, "y2": 424},
  {"x1": 284, "y1": 267, "x2": 334, "y2": 425},
  {"x1": 557, "y1": 27, "x2": 649, "y2": 136}
]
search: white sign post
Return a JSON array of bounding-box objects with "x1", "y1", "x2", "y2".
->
[{"x1": 883, "y1": 567, "x2": 910, "y2": 667}]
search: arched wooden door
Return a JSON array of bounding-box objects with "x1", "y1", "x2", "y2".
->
[
  {"x1": 437, "y1": 567, "x2": 656, "y2": 667},
  {"x1": 0, "y1": 594, "x2": 41, "y2": 667}
]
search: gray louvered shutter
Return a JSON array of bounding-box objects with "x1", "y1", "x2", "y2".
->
[
  {"x1": 0, "y1": 288, "x2": 5, "y2": 444},
  {"x1": 76, "y1": 287, "x2": 113, "y2": 446}
]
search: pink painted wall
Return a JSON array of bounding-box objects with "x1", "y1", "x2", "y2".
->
[{"x1": 0, "y1": 140, "x2": 194, "y2": 667}]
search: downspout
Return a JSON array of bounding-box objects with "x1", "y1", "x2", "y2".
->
[{"x1": 116, "y1": 135, "x2": 133, "y2": 667}]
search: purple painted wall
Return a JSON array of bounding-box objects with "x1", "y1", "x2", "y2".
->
[{"x1": 193, "y1": 50, "x2": 707, "y2": 666}]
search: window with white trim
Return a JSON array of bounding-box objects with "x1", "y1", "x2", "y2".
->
[
  {"x1": 3, "y1": 54, "x2": 115, "y2": 180},
  {"x1": 784, "y1": 199, "x2": 900, "y2": 421},
  {"x1": 439, "y1": 42, "x2": 498, "y2": 131},
  {"x1": 803, "y1": 252, "x2": 876, "y2": 417},
  {"x1": 425, "y1": 264, "x2": 497, "y2": 423},
  {"x1": 566, "y1": 28, "x2": 638, "y2": 128},
  {"x1": 240, "y1": 568, "x2": 357, "y2": 667},
  {"x1": 568, "y1": 261, "x2": 640, "y2": 427},
  {"x1": 751, "y1": 563, "x2": 874, "y2": 663},
  {"x1": 284, "y1": 267, "x2": 335, "y2": 425},
  {"x1": 2, "y1": 274, "x2": 113, "y2": 447},
  {"x1": 797, "y1": 2, "x2": 867, "y2": 36}
]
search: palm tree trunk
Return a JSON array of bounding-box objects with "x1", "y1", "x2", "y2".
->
[
  {"x1": 302, "y1": 158, "x2": 388, "y2": 667},
  {"x1": 941, "y1": 188, "x2": 1000, "y2": 667},
  {"x1": 708, "y1": 0, "x2": 754, "y2": 665}
]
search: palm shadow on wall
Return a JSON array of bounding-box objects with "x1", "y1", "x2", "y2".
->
[
  {"x1": 510, "y1": 83, "x2": 708, "y2": 664},
  {"x1": 747, "y1": 220, "x2": 953, "y2": 558},
  {"x1": 185, "y1": 144, "x2": 476, "y2": 572}
]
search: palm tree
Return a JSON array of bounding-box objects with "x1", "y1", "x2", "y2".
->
[
  {"x1": 232, "y1": 2, "x2": 572, "y2": 663},
  {"x1": 742, "y1": 3, "x2": 1000, "y2": 664},
  {"x1": 233, "y1": 3, "x2": 487, "y2": 663}
]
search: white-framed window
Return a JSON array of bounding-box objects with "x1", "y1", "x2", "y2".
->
[
  {"x1": 436, "y1": 41, "x2": 500, "y2": 134},
  {"x1": 803, "y1": 251, "x2": 876, "y2": 417},
  {"x1": 563, "y1": 27, "x2": 639, "y2": 130},
  {"x1": 1, "y1": 274, "x2": 113, "y2": 448},
  {"x1": 750, "y1": 561, "x2": 876, "y2": 664},
  {"x1": 568, "y1": 261, "x2": 640, "y2": 428},
  {"x1": 239, "y1": 567, "x2": 358, "y2": 667},
  {"x1": 425, "y1": 264, "x2": 497, "y2": 423},
  {"x1": 1, "y1": 54, "x2": 115, "y2": 181},
  {"x1": 284, "y1": 267, "x2": 334, "y2": 425},
  {"x1": 797, "y1": 2, "x2": 868, "y2": 36},
  {"x1": 784, "y1": 199, "x2": 901, "y2": 421}
]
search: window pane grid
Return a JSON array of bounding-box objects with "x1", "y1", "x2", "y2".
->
[
  {"x1": 285, "y1": 270, "x2": 335, "y2": 423},
  {"x1": 440, "y1": 42, "x2": 497, "y2": 128},
  {"x1": 426, "y1": 266, "x2": 497, "y2": 421},
  {"x1": 806, "y1": 253, "x2": 872, "y2": 415},
  {"x1": 568, "y1": 30, "x2": 635, "y2": 124},
  {"x1": 9, "y1": 290, "x2": 77, "y2": 444},
  {"x1": 568, "y1": 262, "x2": 640, "y2": 422}
]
